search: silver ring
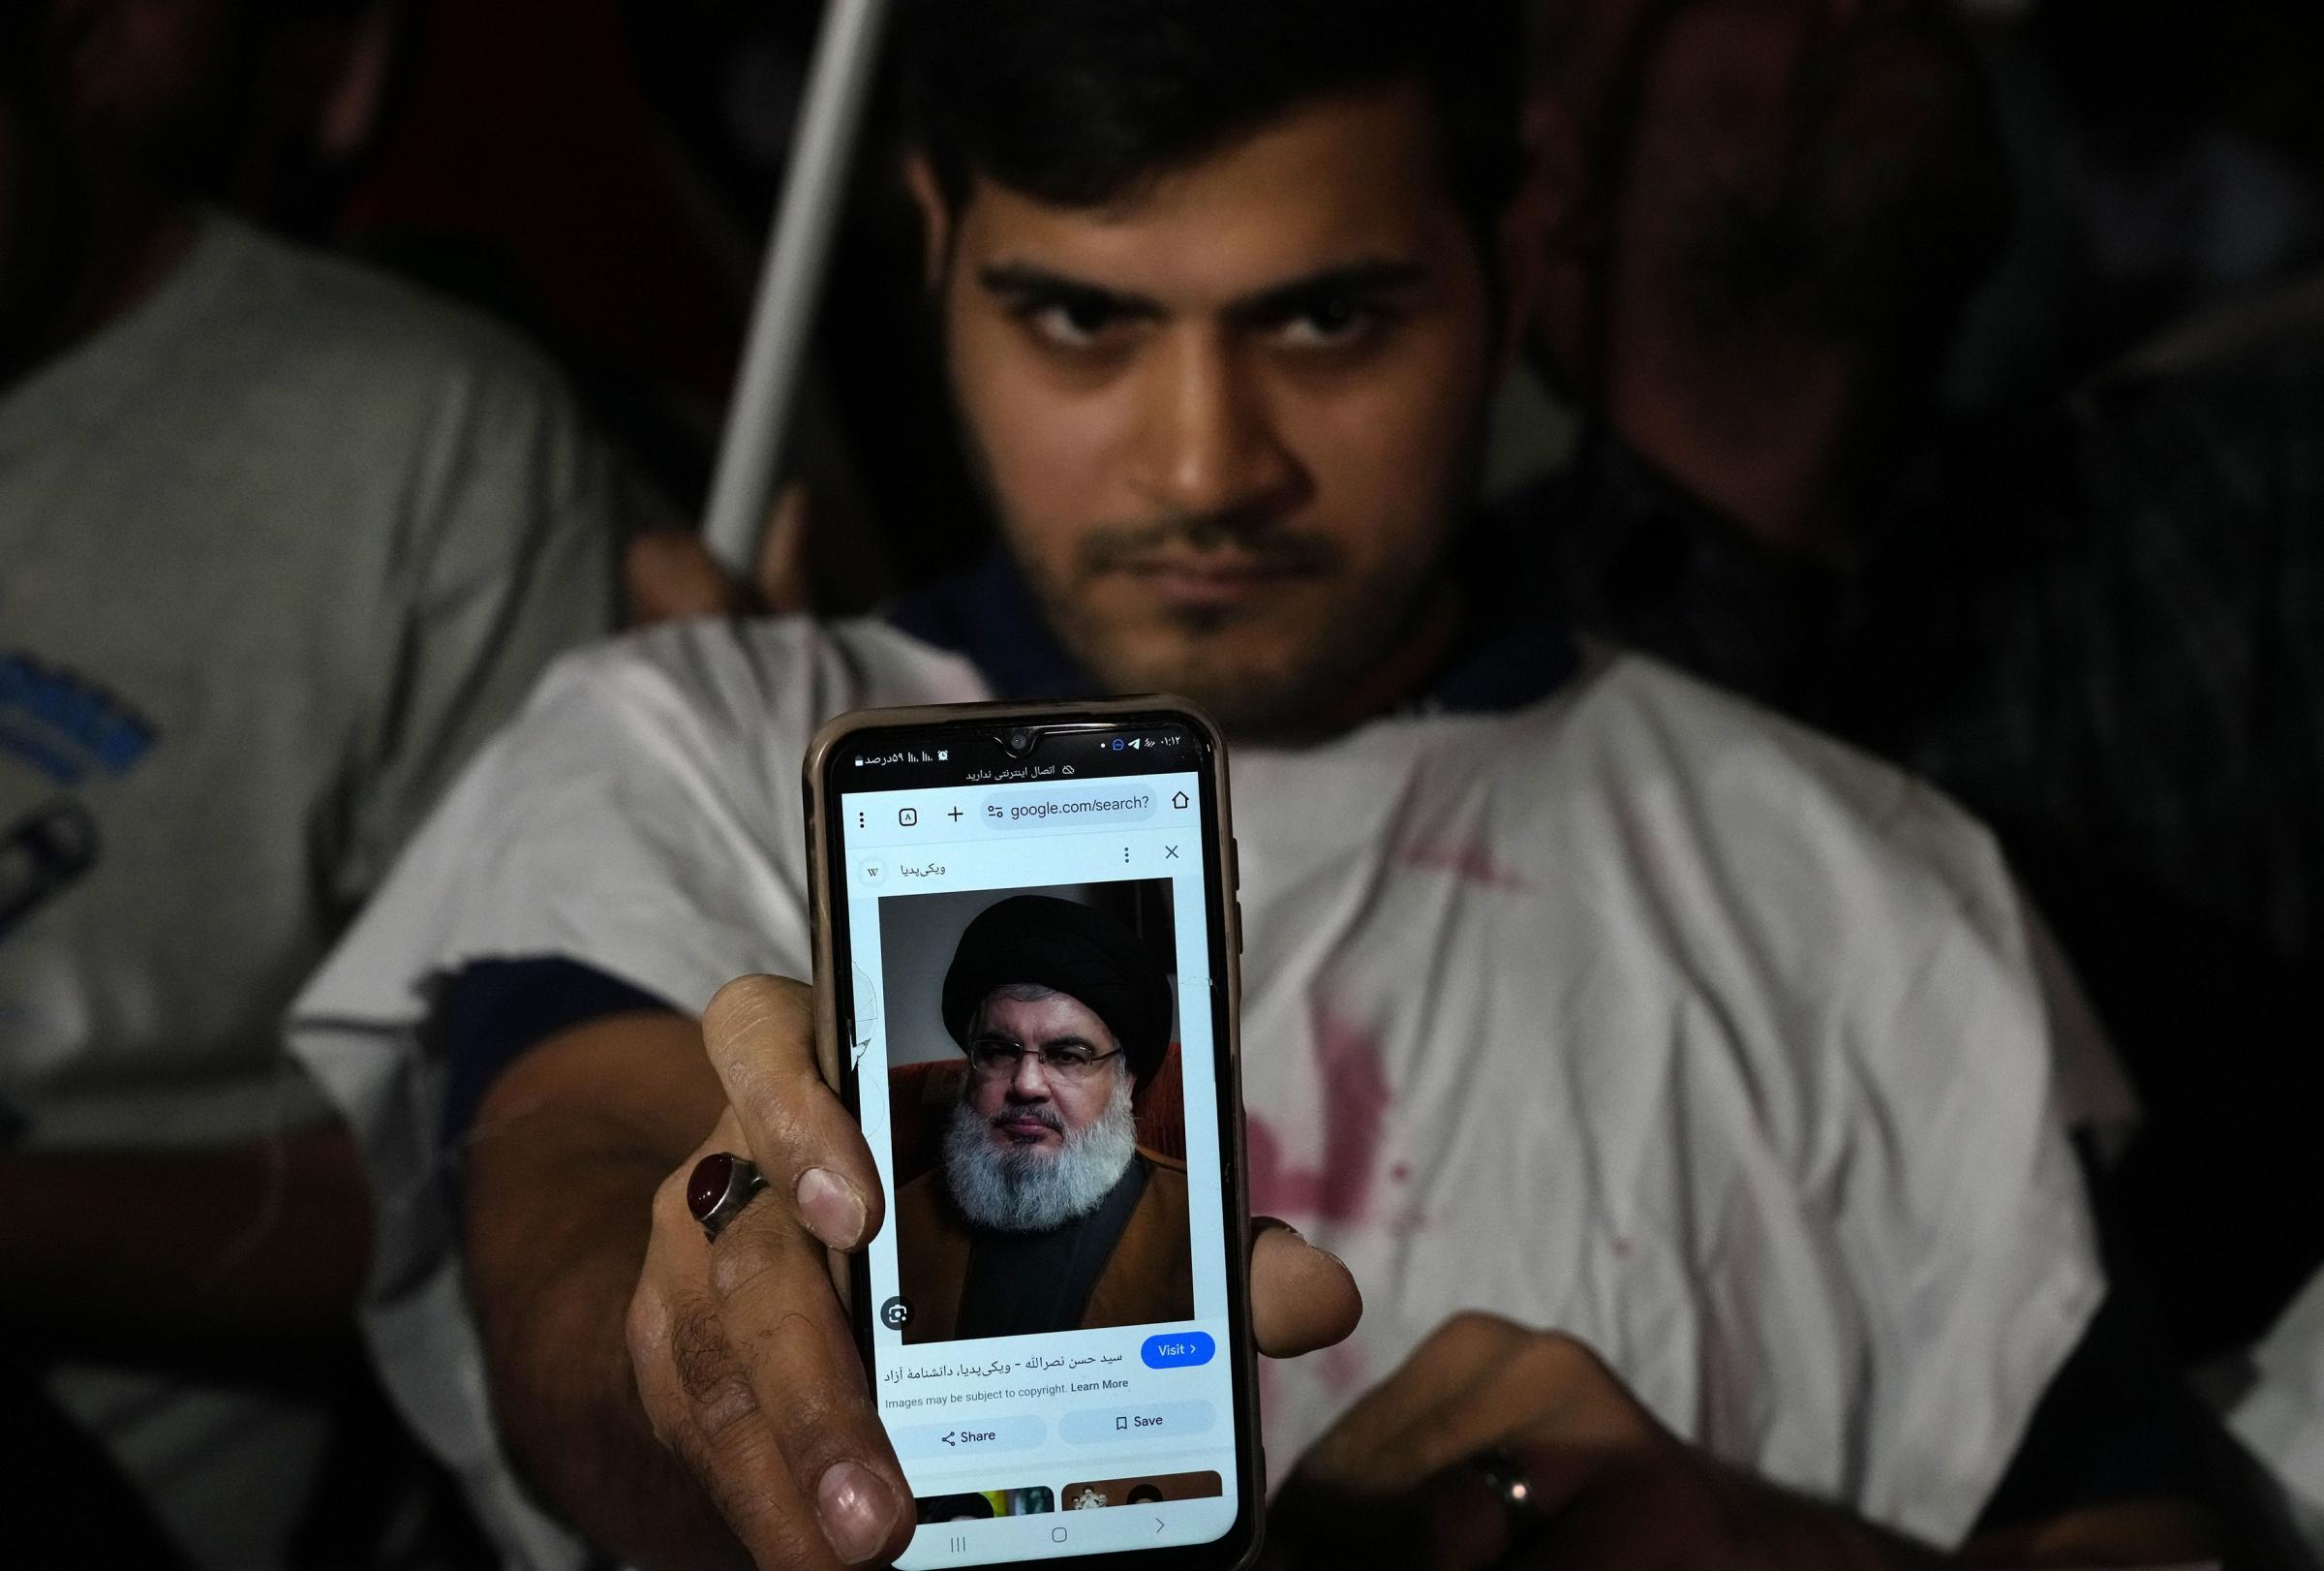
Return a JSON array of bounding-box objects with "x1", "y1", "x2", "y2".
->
[
  {"x1": 687, "y1": 1152, "x2": 770, "y2": 1241},
  {"x1": 1471, "y1": 1448, "x2": 1537, "y2": 1518}
]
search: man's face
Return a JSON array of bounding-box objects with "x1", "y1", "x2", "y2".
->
[
  {"x1": 45, "y1": 0, "x2": 247, "y2": 159},
  {"x1": 963, "y1": 990, "x2": 1128, "y2": 1155},
  {"x1": 1590, "y1": 0, "x2": 1993, "y2": 352},
  {"x1": 930, "y1": 82, "x2": 1509, "y2": 736}
]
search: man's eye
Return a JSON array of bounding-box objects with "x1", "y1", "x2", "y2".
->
[
  {"x1": 1027, "y1": 300, "x2": 1120, "y2": 349},
  {"x1": 1045, "y1": 1048, "x2": 1095, "y2": 1069},
  {"x1": 1275, "y1": 298, "x2": 1377, "y2": 350}
]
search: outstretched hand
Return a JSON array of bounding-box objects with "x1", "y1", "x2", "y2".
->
[{"x1": 627, "y1": 974, "x2": 1361, "y2": 1569}]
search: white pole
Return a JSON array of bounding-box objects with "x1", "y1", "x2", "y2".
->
[{"x1": 701, "y1": 0, "x2": 895, "y2": 574}]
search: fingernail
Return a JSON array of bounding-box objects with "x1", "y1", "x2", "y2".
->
[
  {"x1": 816, "y1": 1460, "x2": 898, "y2": 1564},
  {"x1": 796, "y1": 1167, "x2": 866, "y2": 1248}
]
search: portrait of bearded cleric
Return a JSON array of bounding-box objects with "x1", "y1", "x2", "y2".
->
[{"x1": 878, "y1": 886, "x2": 1194, "y2": 1344}]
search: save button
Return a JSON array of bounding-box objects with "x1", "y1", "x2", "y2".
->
[{"x1": 1059, "y1": 1400, "x2": 1215, "y2": 1445}]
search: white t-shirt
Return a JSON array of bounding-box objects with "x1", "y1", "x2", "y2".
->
[
  {"x1": 0, "y1": 214, "x2": 622, "y2": 1571},
  {"x1": 291, "y1": 617, "x2": 2125, "y2": 1567}
]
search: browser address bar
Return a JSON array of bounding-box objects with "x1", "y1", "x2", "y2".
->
[{"x1": 979, "y1": 784, "x2": 1167, "y2": 828}]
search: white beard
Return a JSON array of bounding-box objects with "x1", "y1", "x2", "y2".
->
[{"x1": 941, "y1": 1073, "x2": 1139, "y2": 1233}]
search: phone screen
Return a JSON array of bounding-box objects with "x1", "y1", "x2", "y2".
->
[{"x1": 820, "y1": 713, "x2": 1251, "y2": 1568}]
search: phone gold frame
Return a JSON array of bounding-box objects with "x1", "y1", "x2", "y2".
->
[{"x1": 800, "y1": 693, "x2": 1263, "y2": 1569}]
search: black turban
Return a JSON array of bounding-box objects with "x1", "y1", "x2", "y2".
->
[{"x1": 941, "y1": 895, "x2": 1173, "y2": 1086}]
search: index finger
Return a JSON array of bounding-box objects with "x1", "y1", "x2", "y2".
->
[{"x1": 701, "y1": 974, "x2": 884, "y2": 1252}]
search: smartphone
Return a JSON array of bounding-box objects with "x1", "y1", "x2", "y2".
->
[{"x1": 804, "y1": 697, "x2": 1259, "y2": 1570}]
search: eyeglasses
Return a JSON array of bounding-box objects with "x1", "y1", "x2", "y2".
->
[{"x1": 965, "y1": 1035, "x2": 1122, "y2": 1083}]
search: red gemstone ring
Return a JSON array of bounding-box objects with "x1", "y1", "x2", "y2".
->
[{"x1": 686, "y1": 1152, "x2": 770, "y2": 1241}]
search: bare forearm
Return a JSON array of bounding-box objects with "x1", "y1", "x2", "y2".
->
[
  {"x1": 0, "y1": 1123, "x2": 372, "y2": 1368},
  {"x1": 462, "y1": 1012, "x2": 745, "y2": 1569}
]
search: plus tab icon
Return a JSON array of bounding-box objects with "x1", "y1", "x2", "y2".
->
[{"x1": 948, "y1": 806, "x2": 963, "y2": 822}]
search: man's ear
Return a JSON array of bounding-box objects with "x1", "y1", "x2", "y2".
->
[{"x1": 904, "y1": 152, "x2": 954, "y2": 293}]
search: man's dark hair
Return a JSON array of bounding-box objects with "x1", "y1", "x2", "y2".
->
[{"x1": 899, "y1": 0, "x2": 1525, "y2": 237}]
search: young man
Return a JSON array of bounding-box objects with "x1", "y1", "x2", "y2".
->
[{"x1": 290, "y1": 3, "x2": 2216, "y2": 1567}]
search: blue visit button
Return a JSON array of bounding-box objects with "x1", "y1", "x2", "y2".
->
[{"x1": 1141, "y1": 1332, "x2": 1215, "y2": 1369}]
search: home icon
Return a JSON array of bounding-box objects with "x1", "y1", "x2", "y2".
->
[{"x1": 1171, "y1": 791, "x2": 1190, "y2": 810}]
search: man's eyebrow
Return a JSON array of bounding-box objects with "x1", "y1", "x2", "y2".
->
[
  {"x1": 976, "y1": 262, "x2": 1166, "y2": 320},
  {"x1": 1227, "y1": 259, "x2": 1428, "y2": 324},
  {"x1": 1032, "y1": 1033, "x2": 1104, "y2": 1052},
  {"x1": 975, "y1": 257, "x2": 1428, "y2": 324}
]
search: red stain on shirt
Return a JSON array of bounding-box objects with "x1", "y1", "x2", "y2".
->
[
  {"x1": 1249, "y1": 1004, "x2": 1399, "y2": 1467},
  {"x1": 1394, "y1": 835, "x2": 1529, "y2": 892},
  {"x1": 1248, "y1": 1001, "x2": 1392, "y2": 1225}
]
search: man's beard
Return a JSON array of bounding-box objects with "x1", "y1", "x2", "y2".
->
[
  {"x1": 941, "y1": 1075, "x2": 1139, "y2": 1233},
  {"x1": 1015, "y1": 503, "x2": 1470, "y2": 741}
]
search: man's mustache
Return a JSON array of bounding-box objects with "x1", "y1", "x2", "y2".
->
[
  {"x1": 1076, "y1": 513, "x2": 1342, "y2": 575},
  {"x1": 993, "y1": 1102, "x2": 1064, "y2": 1135}
]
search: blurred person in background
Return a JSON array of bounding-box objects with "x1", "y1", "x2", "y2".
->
[
  {"x1": 63, "y1": 0, "x2": 905, "y2": 626},
  {"x1": 0, "y1": 1, "x2": 627, "y2": 1565},
  {"x1": 329, "y1": 0, "x2": 751, "y2": 509},
  {"x1": 1516, "y1": 0, "x2": 2324, "y2": 1425},
  {"x1": 280, "y1": 1, "x2": 2295, "y2": 1566},
  {"x1": 1519, "y1": 0, "x2": 2013, "y2": 688},
  {"x1": 327, "y1": 0, "x2": 941, "y2": 616}
]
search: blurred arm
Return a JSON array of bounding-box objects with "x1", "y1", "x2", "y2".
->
[{"x1": 0, "y1": 1122, "x2": 372, "y2": 1371}]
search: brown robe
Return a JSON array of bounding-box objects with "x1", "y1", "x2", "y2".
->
[{"x1": 895, "y1": 1150, "x2": 1194, "y2": 1342}]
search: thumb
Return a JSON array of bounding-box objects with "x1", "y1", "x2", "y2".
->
[{"x1": 1251, "y1": 1217, "x2": 1361, "y2": 1357}]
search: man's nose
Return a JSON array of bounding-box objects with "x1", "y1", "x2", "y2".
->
[
  {"x1": 1125, "y1": 331, "x2": 1303, "y2": 525},
  {"x1": 1005, "y1": 1053, "x2": 1053, "y2": 1099}
]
